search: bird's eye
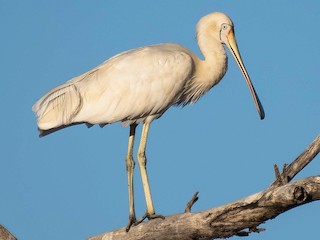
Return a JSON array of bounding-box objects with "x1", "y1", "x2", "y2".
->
[{"x1": 221, "y1": 24, "x2": 228, "y2": 30}]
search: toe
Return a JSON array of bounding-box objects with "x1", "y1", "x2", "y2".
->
[{"x1": 126, "y1": 214, "x2": 137, "y2": 232}]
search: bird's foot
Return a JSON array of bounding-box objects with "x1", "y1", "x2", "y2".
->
[
  {"x1": 126, "y1": 214, "x2": 137, "y2": 232},
  {"x1": 135, "y1": 212, "x2": 165, "y2": 226}
]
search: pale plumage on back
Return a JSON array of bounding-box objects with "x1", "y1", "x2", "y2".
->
[
  {"x1": 32, "y1": 12, "x2": 264, "y2": 230},
  {"x1": 33, "y1": 44, "x2": 198, "y2": 131}
]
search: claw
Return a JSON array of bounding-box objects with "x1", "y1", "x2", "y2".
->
[
  {"x1": 126, "y1": 214, "x2": 137, "y2": 232},
  {"x1": 134, "y1": 212, "x2": 165, "y2": 226}
]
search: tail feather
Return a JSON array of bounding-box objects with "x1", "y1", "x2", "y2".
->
[
  {"x1": 32, "y1": 83, "x2": 83, "y2": 130},
  {"x1": 38, "y1": 122, "x2": 87, "y2": 137}
]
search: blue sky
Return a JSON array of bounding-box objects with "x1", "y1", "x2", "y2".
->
[{"x1": 1, "y1": 0, "x2": 319, "y2": 239}]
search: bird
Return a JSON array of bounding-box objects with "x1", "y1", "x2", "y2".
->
[{"x1": 32, "y1": 12, "x2": 265, "y2": 231}]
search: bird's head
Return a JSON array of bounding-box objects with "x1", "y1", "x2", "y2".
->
[
  {"x1": 197, "y1": 12, "x2": 233, "y2": 43},
  {"x1": 197, "y1": 12, "x2": 265, "y2": 120}
]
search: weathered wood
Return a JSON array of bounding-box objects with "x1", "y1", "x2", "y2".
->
[
  {"x1": 87, "y1": 135, "x2": 320, "y2": 240},
  {"x1": 271, "y1": 135, "x2": 320, "y2": 187},
  {"x1": 0, "y1": 225, "x2": 16, "y2": 240},
  {"x1": 88, "y1": 177, "x2": 320, "y2": 240},
  {"x1": 184, "y1": 191, "x2": 199, "y2": 213}
]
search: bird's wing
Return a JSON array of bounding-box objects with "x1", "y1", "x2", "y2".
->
[
  {"x1": 73, "y1": 44, "x2": 195, "y2": 125},
  {"x1": 32, "y1": 81, "x2": 83, "y2": 129},
  {"x1": 32, "y1": 58, "x2": 106, "y2": 130},
  {"x1": 33, "y1": 44, "x2": 195, "y2": 130}
]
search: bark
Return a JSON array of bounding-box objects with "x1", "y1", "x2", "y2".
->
[
  {"x1": 0, "y1": 225, "x2": 16, "y2": 240},
  {"x1": 88, "y1": 135, "x2": 320, "y2": 240}
]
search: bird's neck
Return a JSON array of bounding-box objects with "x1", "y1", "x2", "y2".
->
[
  {"x1": 176, "y1": 41, "x2": 227, "y2": 106},
  {"x1": 196, "y1": 37, "x2": 228, "y2": 89}
]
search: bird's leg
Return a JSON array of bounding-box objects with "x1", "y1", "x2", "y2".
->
[
  {"x1": 135, "y1": 122, "x2": 164, "y2": 224},
  {"x1": 125, "y1": 124, "x2": 137, "y2": 232}
]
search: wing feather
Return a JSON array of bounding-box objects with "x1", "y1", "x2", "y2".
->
[
  {"x1": 32, "y1": 83, "x2": 82, "y2": 130},
  {"x1": 32, "y1": 43, "x2": 196, "y2": 133}
]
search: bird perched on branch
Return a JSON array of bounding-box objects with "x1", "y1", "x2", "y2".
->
[{"x1": 32, "y1": 12, "x2": 265, "y2": 231}]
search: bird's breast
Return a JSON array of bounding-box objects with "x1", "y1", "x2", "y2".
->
[{"x1": 176, "y1": 52, "x2": 228, "y2": 106}]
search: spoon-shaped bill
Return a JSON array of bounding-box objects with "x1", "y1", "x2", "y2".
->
[{"x1": 225, "y1": 29, "x2": 265, "y2": 120}]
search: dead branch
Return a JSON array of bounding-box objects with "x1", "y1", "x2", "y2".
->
[
  {"x1": 271, "y1": 135, "x2": 320, "y2": 187},
  {"x1": 88, "y1": 135, "x2": 320, "y2": 240},
  {"x1": 0, "y1": 225, "x2": 16, "y2": 240},
  {"x1": 184, "y1": 191, "x2": 199, "y2": 213}
]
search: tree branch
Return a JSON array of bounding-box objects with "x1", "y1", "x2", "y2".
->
[
  {"x1": 271, "y1": 135, "x2": 320, "y2": 187},
  {"x1": 88, "y1": 135, "x2": 320, "y2": 240},
  {"x1": 0, "y1": 225, "x2": 16, "y2": 240},
  {"x1": 184, "y1": 191, "x2": 199, "y2": 213}
]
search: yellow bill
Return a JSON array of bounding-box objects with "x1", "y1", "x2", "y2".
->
[{"x1": 225, "y1": 29, "x2": 265, "y2": 120}]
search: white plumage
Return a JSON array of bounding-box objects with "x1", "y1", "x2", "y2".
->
[
  {"x1": 32, "y1": 12, "x2": 264, "y2": 230},
  {"x1": 32, "y1": 43, "x2": 221, "y2": 131}
]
